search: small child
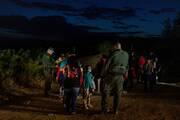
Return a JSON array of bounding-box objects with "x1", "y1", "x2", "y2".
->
[
  {"x1": 144, "y1": 59, "x2": 154, "y2": 92},
  {"x1": 83, "y1": 65, "x2": 95, "y2": 110},
  {"x1": 56, "y1": 55, "x2": 67, "y2": 102}
]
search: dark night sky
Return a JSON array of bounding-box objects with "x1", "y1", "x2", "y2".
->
[{"x1": 0, "y1": 0, "x2": 180, "y2": 37}]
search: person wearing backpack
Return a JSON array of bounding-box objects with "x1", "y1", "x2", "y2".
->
[
  {"x1": 64, "y1": 53, "x2": 81, "y2": 115},
  {"x1": 101, "y1": 41, "x2": 129, "y2": 115}
]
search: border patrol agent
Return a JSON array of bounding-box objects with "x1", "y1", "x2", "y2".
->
[
  {"x1": 42, "y1": 48, "x2": 56, "y2": 96},
  {"x1": 101, "y1": 41, "x2": 129, "y2": 114}
]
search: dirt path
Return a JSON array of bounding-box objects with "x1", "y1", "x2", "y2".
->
[{"x1": 0, "y1": 84, "x2": 180, "y2": 120}]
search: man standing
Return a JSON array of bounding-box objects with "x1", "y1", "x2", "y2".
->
[
  {"x1": 42, "y1": 48, "x2": 56, "y2": 96},
  {"x1": 144, "y1": 58, "x2": 154, "y2": 92},
  {"x1": 101, "y1": 41, "x2": 129, "y2": 114}
]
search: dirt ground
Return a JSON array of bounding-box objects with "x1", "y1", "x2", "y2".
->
[{"x1": 0, "y1": 84, "x2": 180, "y2": 120}]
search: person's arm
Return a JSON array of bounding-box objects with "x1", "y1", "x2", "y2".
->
[
  {"x1": 123, "y1": 51, "x2": 129, "y2": 77},
  {"x1": 100, "y1": 57, "x2": 111, "y2": 78},
  {"x1": 125, "y1": 52, "x2": 129, "y2": 72},
  {"x1": 151, "y1": 64, "x2": 154, "y2": 73},
  {"x1": 56, "y1": 66, "x2": 60, "y2": 80}
]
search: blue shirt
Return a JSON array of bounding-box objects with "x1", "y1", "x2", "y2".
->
[
  {"x1": 59, "y1": 58, "x2": 68, "y2": 68},
  {"x1": 84, "y1": 71, "x2": 94, "y2": 89}
]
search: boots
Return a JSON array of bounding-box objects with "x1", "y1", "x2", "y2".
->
[
  {"x1": 87, "y1": 97, "x2": 93, "y2": 108},
  {"x1": 83, "y1": 99, "x2": 89, "y2": 110}
]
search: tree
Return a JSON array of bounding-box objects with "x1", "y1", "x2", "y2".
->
[
  {"x1": 172, "y1": 12, "x2": 180, "y2": 40},
  {"x1": 161, "y1": 18, "x2": 172, "y2": 39},
  {"x1": 161, "y1": 12, "x2": 180, "y2": 49}
]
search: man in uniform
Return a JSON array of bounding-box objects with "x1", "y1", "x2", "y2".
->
[
  {"x1": 101, "y1": 41, "x2": 129, "y2": 114},
  {"x1": 42, "y1": 48, "x2": 56, "y2": 96}
]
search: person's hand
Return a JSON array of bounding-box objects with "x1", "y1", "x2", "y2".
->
[
  {"x1": 56, "y1": 76, "x2": 58, "y2": 81},
  {"x1": 124, "y1": 71, "x2": 128, "y2": 80}
]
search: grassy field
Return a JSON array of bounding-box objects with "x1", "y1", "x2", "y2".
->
[
  {"x1": 0, "y1": 52, "x2": 180, "y2": 120},
  {"x1": 0, "y1": 83, "x2": 180, "y2": 120}
]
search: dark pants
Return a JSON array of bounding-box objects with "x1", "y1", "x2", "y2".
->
[
  {"x1": 101, "y1": 76, "x2": 124, "y2": 112},
  {"x1": 44, "y1": 79, "x2": 52, "y2": 95},
  {"x1": 144, "y1": 74, "x2": 154, "y2": 92},
  {"x1": 64, "y1": 87, "x2": 80, "y2": 112},
  {"x1": 44, "y1": 73, "x2": 52, "y2": 95},
  {"x1": 123, "y1": 79, "x2": 128, "y2": 91},
  {"x1": 44, "y1": 71, "x2": 54, "y2": 96}
]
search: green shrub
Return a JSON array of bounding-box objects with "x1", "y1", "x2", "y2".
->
[{"x1": 0, "y1": 49, "x2": 46, "y2": 89}]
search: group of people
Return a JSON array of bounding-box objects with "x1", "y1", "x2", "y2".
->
[
  {"x1": 42, "y1": 47, "x2": 96, "y2": 114},
  {"x1": 123, "y1": 50, "x2": 161, "y2": 93},
  {"x1": 42, "y1": 41, "x2": 161, "y2": 115}
]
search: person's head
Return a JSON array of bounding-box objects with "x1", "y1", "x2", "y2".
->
[
  {"x1": 65, "y1": 52, "x2": 71, "y2": 58},
  {"x1": 78, "y1": 61, "x2": 82, "y2": 68},
  {"x1": 131, "y1": 51, "x2": 135, "y2": 56},
  {"x1": 61, "y1": 54, "x2": 65, "y2": 59},
  {"x1": 70, "y1": 47, "x2": 76, "y2": 56},
  {"x1": 87, "y1": 65, "x2": 92, "y2": 72},
  {"x1": 155, "y1": 57, "x2": 158, "y2": 62},
  {"x1": 47, "y1": 47, "x2": 54, "y2": 56},
  {"x1": 69, "y1": 50, "x2": 76, "y2": 57},
  {"x1": 111, "y1": 40, "x2": 122, "y2": 51},
  {"x1": 147, "y1": 59, "x2": 151, "y2": 64},
  {"x1": 150, "y1": 51, "x2": 153, "y2": 55},
  {"x1": 58, "y1": 56, "x2": 62, "y2": 62},
  {"x1": 55, "y1": 56, "x2": 62, "y2": 64}
]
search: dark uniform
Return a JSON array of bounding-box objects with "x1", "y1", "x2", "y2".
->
[
  {"x1": 42, "y1": 52, "x2": 55, "y2": 96},
  {"x1": 101, "y1": 49, "x2": 129, "y2": 113}
]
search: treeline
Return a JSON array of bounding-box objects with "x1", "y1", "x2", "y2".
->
[
  {"x1": 162, "y1": 12, "x2": 180, "y2": 50},
  {"x1": 0, "y1": 49, "x2": 45, "y2": 90}
]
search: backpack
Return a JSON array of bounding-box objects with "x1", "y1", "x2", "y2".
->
[
  {"x1": 68, "y1": 65, "x2": 79, "y2": 79},
  {"x1": 67, "y1": 56, "x2": 80, "y2": 79}
]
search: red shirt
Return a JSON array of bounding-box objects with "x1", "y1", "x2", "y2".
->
[{"x1": 138, "y1": 56, "x2": 145, "y2": 65}]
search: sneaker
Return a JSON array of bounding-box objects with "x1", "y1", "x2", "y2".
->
[{"x1": 85, "y1": 106, "x2": 89, "y2": 110}]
